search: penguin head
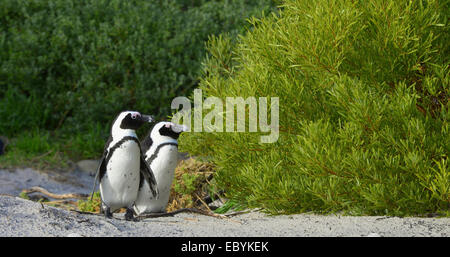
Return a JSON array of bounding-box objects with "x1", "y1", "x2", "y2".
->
[
  {"x1": 151, "y1": 121, "x2": 188, "y2": 142},
  {"x1": 111, "y1": 111, "x2": 154, "y2": 137}
]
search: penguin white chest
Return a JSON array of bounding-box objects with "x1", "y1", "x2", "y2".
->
[
  {"x1": 100, "y1": 140, "x2": 141, "y2": 212},
  {"x1": 134, "y1": 145, "x2": 178, "y2": 214},
  {"x1": 151, "y1": 146, "x2": 178, "y2": 193}
]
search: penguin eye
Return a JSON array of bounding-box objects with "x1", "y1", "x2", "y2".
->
[{"x1": 131, "y1": 113, "x2": 138, "y2": 119}]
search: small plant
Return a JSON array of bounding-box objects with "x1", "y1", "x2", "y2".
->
[
  {"x1": 167, "y1": 158, "x2": 215, "y2": 212},
  {"x1": 18, "y1": 191, "x2": 30, "y2": 200},
  {"x1": 77, "y1": 192, "x2": 101, "y2": 213}
]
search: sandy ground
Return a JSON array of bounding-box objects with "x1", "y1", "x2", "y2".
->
[
  {"x1": 0, "y1": 195, "x2": 448, "y2": 237},
  {"x1": 0, "y1": 168, "x2": 448, "y2": 237}
]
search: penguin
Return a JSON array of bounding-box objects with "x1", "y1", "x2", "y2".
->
[
  {"x1": 91, "y1": 111, "x2": 159, "y2": 221},
  {"x1": 133, "y1": 121, "x2": 188, "y2": 215}
]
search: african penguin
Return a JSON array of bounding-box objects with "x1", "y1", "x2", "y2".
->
[
  {"x1": 91, "y1": 111, "x2": 159, "y2": 221},
  {"x1": 133, "y1": 121, "x2": 188, "y2": 215}
]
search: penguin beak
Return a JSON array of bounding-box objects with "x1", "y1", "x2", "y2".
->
[{"x1": 140, "y1": 115, "x2": 155, "y2": 123}]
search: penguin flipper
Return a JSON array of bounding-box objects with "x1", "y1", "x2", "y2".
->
[
  {"x1": 90, "y1": 136, "x2": 112, "y2": 200},
  {"x1": 140, "y1": 155, "x2": 159, "y2": 199},
  {"x1": 140, "y1": 132, "x2": 153, "y2": 154},
  {"x1": 90, "y1": 154, "x2": 107, "y2": 201}
]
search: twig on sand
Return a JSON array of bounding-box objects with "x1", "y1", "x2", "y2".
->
[
  {"x1": 22, "y1": 186, "x2": 88, "y2": 199},
  {"x1": 0, "y1": 193, "x2": 16, "y2": 198}
]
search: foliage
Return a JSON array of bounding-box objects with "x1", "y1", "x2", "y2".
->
[
  {"x1": 0, "y1": 0, "x2": 275, "y2": 159},
  {"x1": 168, "y1": 158, "x2": 215, "y2": 212},
  {"x1": 77, "y1": 191, "x2": 101, "y2": 213},
  {"x1": 174, "y1": 173, "x2": 201, "y2": 196},
  {"x1": 0, "y1": 129, "x2": 70, "y2": 170},
  {"x1": 179, "y1": 0, "x2": 449, "y2": 216},
  {"x1": 18, "y1": 191, "x2": 30, "y2": 200},
  {"x1": 213, "y1": 199, "x2": 245, "y2": 214}
]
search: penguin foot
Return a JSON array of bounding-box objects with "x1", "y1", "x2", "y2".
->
[
  {"x1": 103, "y1": 206, "x2": 113, "y2": 219},
  {"x1": 125, "y1": 208, "x2": 137, "y2": 222}
]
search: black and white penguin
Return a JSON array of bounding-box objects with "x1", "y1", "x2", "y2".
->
[
  {"x1": 92, "y1": 111, "x2": 159, "y2": 221},
  {"x1": 133, "y1": 121, "x2": 188, "y2": 215}
]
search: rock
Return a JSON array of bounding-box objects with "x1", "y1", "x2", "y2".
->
[
  {"x1": 67, "y1": 233, "x2": 83, "y2": 237},
  {"x1": 76, "y1": 160, "x2": 101, "y2": 176},
  {"x1": 366, "y1": 232, "x2": 381, "y2": 237}
]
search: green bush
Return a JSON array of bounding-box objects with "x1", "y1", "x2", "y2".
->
[
  {"x1": 0, "y1": 0, "x2": 274, "y2": 140},
  {"x1": 179, "y1": 0, "x2": 449, "y2": 216}
]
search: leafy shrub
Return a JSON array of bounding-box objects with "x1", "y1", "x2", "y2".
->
[
  {"x1": 0, "y1": 0, "x2": 275, "y2": 142},
  {"x1": 77, "y1": 191, "x2": 101, "y2": 213},
  {"x1": 179, "y1": 0, "x2": 449, "y2": 216}
]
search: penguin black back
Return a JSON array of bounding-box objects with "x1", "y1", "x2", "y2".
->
[{"x1": 140, "y1": 131, "x2": 153, "y2": 155}]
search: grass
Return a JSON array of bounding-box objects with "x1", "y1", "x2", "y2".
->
[
  {"x1": 0, "y1": 130, "x2": 72, "y2": 171},
  {"x1": 0, "y1": 121, "x2": 109, "y2": 170}
]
